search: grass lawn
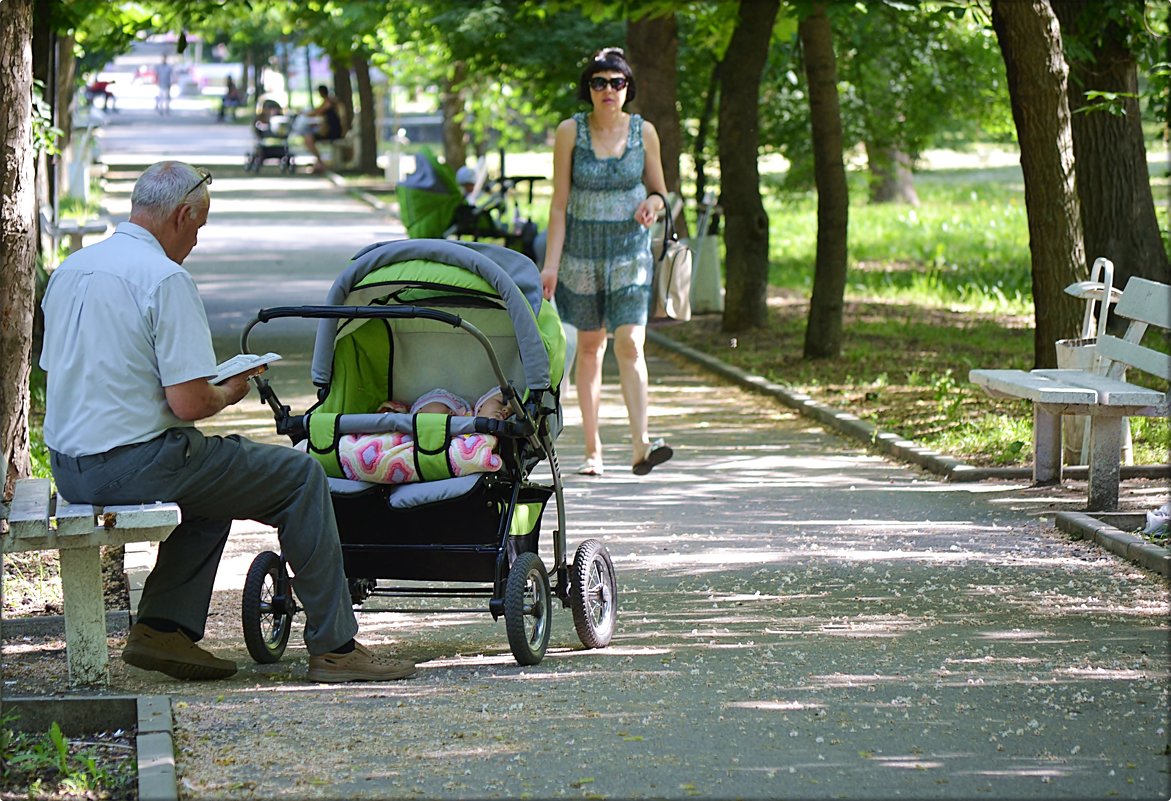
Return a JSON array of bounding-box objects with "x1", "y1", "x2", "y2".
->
[{"x1": 368, "y1": 145, "x2": 1170, "y2": 468}]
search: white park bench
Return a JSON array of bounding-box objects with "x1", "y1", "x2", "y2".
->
[
  {"x1": 970, "y1": 276, "x2": 1171, "y2": 511},
  {"x1": 1, "y1": 467, "x2": 179, "y2": 685}
]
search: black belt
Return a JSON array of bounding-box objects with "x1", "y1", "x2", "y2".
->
[{"x1": 51, "y1": 439, "x2": 152, "y2": 471}]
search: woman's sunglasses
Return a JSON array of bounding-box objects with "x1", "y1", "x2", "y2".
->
[{"x1": 589, "y1": 76, "x2": 628, "y2": 92}]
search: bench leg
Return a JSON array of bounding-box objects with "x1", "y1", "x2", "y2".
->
[
  {"x1": 1033, "y1": 406, "x2": 1063, "y2": 485},
  {"x1": 59, "y1": 547, "x2": 110, "y2": 685},
  {"x1": 1087, "y1": 416, "x2": 1123, "y2": 512}
]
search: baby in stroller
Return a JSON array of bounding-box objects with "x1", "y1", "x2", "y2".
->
[{"x1": 336, "y1": 387, "x2": 513, "y2": 485}]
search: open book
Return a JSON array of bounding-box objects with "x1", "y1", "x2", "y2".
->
[{"x1": 212, "y1": 352, "x2": 282, "y2": 385}]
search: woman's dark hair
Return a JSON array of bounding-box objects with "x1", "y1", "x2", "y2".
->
[{"x1": 577, "y1": 47, "x2": 636, "y2": 104}]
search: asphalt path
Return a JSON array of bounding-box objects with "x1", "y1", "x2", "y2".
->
[{"x1": 24, "y1": 105, "x2": 1170, "y2": 800}]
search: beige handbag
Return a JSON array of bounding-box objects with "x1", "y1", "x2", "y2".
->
[{"x1": 649, "y1": 192, "x2": 693, "y2": 322}]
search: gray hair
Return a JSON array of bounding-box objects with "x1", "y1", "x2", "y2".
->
[{"x1": 130, "y1": 161, "x2": 209, "y2": 224}]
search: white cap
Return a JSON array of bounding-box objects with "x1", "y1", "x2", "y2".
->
[{"x1": 455, "y1": 166, "x2": 475, "y2": 185}]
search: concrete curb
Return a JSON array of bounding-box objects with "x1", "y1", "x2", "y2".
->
[
  {"x1": 1055, "y1": 511, "x2": 1171, "y2": 578},
  {"x1": 2, "y1": 694, "x2": 177, "y2": 801},
  {"x1": 1, "y1": 610, "x2": 129, "y2": 639}
]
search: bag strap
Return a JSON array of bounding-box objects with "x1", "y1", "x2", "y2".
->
[{"x1": 649, "y1": 191, "x2": 676, "y2": 261}]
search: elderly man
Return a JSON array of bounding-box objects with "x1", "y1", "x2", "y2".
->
[{"x1": 39, "y1": 161, "x2": 414, "y2": 683}]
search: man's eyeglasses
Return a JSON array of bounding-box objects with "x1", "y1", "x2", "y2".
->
[
  {"x1": 589, "y1": 76, "x2": 628, "y2": 92},
  {"x1": 186, "y1": 167, "x2": 213, "y2": 197}
]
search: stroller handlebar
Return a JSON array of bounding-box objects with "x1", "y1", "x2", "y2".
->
[{"x1": 254, "y1": 305, "x2": 463, "y2": 328}]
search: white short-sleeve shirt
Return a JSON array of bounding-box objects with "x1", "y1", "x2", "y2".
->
[{"x1": 40, "y1": 222, "x2": 218, "y2": 456}]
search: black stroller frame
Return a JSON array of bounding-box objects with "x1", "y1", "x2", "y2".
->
[{"x1": 236, "y1": 239, "x2": 616, "y2": 666}]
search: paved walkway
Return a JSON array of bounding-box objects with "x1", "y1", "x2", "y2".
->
[{"x1": 13, "y1": 106, "x2": 1171, "y2": 799}]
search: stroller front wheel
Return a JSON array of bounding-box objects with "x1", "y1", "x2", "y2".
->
[
  {"x1": 570, "y1": 538, "x2": 617, "y2": 649},
  {"x1": 242, "y1": 551, "x2": 296, "y2": 663},
  {"x1": 503, "y1": 551, "x2": 551, "y2": 666}
]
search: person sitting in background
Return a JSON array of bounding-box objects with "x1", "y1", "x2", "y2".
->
[
  {"x1": 302, "y1": 84, "x2": 344, "y2": 174},
  {"x1": 218, "y1": 76, "x2": 243, "y2": 122}
]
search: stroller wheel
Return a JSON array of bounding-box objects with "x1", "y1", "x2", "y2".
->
[
  {"x1": 570, "y1": 539, "x2": 617, "y2": 649},
  {"x1": 242, "y1": 551, "x2": 295, "y2": 663},
  {"x1": 503, "y1": 551, "x2": 551, "y2": 666}
]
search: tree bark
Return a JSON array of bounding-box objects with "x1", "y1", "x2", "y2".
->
[
  {"x1": 352, "y1": 54, "x2": 379, "y2": 175},
  {"x1": 866, "y1": 144, "x2": 919, "y2": 206},
  {"x1": 1, "y1": 0, "x2": 36, "y2": 493},
  {"x1": 627, "y1": 14, "x2": 687, "y2": 235},
  {"x1": 992, "y1": 0, "x2": 1084, "y2": 368},
  {"x1": 1051, "y1": 0, "x2": 1169, "y2": 286},
  {"x1": 331, "y1": 60, "x2": 354, "y2": 133},
  {"x1": 800, "y1": 3, "x2": 850, "y2": 360},
  {"x1": 442, "y1": 61, "x2": 468, "y2": 172},
  {"x1": 717, "y1": 0, "x2": 779, "y2": 333}
]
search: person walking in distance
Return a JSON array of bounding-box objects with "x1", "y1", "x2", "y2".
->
[
  {"x1": 539, "y1": 47, "x2": 674, "y2": 477},
  {"x1": 39, "y1": 161, "x2": 417, "y2": 683},
  {"x1": 154, "y1": 56, "x2": 173, "y2": 115}
]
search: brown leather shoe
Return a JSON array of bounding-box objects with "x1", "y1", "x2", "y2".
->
[
  {"x1": 122, "y1": 623, "x2": 237, "y2": 680},
  {"x1": 308, "y1": 641, "x2": 417, "y2": 683}
]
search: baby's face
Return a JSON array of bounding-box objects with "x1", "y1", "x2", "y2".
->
[
  {"x1": 416, "y1": 401, "x2": 453, "y2": 415},
  {"x1": 478, "y1": 396, "x2": 509, "y2": 420}
]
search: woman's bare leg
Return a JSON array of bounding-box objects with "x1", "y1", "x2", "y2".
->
[
  {"x1": 575, "y1": 328, "x2": 609, "y2": 464},
  {"x1": 613, "y1": 323, "x2": 650, "y2": 465}
]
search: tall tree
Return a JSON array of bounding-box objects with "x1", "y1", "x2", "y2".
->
[
  {"x1": 626, "y1": 13, "x2": 687, "y2": 233},
  {"x1": 800, "y1": 1, "x2": 850, "y2": 359},
  {"x1": 718, "y1": 0, "x2": 779, "y2": 332},
  {"x1": 1052, "y1": 0, "x2": 1170, "y2": 286},
  {"x1": 1, "y1": 0, "x2": 36, "y2": 492},
  {"x1": 992, "y1": 0, "x2": 1083, "y2": 368}
]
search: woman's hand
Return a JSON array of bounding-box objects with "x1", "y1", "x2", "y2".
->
[
  {"x1": 634, "y1": 196, "x2": 662, "y2": 229},
  {"x1": 540, "y1": 267, "x2": 558, "y2": 300}
]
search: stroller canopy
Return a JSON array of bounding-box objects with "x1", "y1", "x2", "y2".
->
[
  {"x1": 396, "y1": 148, "x2": 464, "y2": 239},
  {"x1": 310, "y1": 238, "x2": 566, "y2": 401}
]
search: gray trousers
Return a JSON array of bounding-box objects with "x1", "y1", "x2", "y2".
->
[{"x1": 50, "y1": 428, "x2": 357, "y2": 655}]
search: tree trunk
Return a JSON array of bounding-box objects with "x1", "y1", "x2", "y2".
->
[
  {"x1": 442, "y1": 61, "x2": 468, "y2": 171},
  {"x1": 352, "y1": 54, "x2": 378, "y2": 175},
  {"x1": 801, "y1": 3, "x2": 850, "y2": 360},
  {"x1": 717, "y1": 0, "x2": 779, "y2": 333},
  {"x1": 627, "y1": 14, "x2": 687, "y2": 235},
  {"x1": 992, "y1": 0, "x2": 1084, "y2": 369},
  {"x1": 1, "y1": 0, "x2": 36, "y2": 493},
  {"x1": 331, "y1": 60, "x2": 353, "y2": 132},
  {"x1": 866, "y1": 143, "x2": 919, "y2": 206},
  {"x1": 1052, "y1": 0, "x2": 1170, "y2": 286}
]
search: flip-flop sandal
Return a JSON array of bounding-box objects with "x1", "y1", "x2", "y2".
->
[
  {"x1": 632, "y1": 439, "x2": 673, "y2": 476},
  {"x1": 576, "y1": 458, "x2": 604, "y2": 477}
]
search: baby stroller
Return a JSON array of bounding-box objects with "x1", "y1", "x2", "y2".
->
[
  {"x1": 244, "y1": 99, "x2": 296, "y2": 174},
  {"x1": 397, "y1": 148, "x2": 543, "y2": 262},
  {"x1": 237, "y1": 238, "x2": 617, "y2": 666}
]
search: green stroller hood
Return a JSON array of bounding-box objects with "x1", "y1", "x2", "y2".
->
[
  {"x1": 310, "y1": 237, "x2": 565, "y2": 396},
  {"x1": 396, "y1": 147, "x2": 463, "y2": 239}
]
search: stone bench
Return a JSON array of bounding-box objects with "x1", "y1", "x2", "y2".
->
[
  {"x1": 970, "y1": 276, "x2": 1170, "y2": 511},
  {"x1": 2, "y1": 475, "x2": 179, "y2": 685}
]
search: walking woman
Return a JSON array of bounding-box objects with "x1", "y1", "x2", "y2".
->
[{"x1": 540, "y1": 47, "x2": 673, "y2": 477}]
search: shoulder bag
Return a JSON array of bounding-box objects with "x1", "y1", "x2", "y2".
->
[{"x1": 648, "y1": 192, "x2": 693, "y2": 322}]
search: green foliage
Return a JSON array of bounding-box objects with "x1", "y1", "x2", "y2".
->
[
  {"x1": 0, "y1": 714, "x2": 129, "y2": 799},
  {"x1": 30, "y1": 80, "x2": 62, "y2": 156},
  {"x1": 764, "y1": 169, "x2": 1033, "y2": 312}
]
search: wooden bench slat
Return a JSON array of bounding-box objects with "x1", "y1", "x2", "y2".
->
[
  {"x1": 99, "y1": 502, "x2": 182, "y2": 530},
  {"x1": 968, "y1": 369, "x2": 1097, "y2": 404},
  {"x1": 7, "y1": 478, "x2": 53, "y2": 538},
  {"x1": 55, "y1": 496, "x2": 99, "y2": 536},
  {"x1": 1031, "y1": 369, "x2": 1169, "y2": 408},
  {"x1": 1114, "y1": 277, "x2": 1171, "y2": 329},
  {"x1": 1096, "y1": 334, "x2": 1171, "y2": 382}
]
